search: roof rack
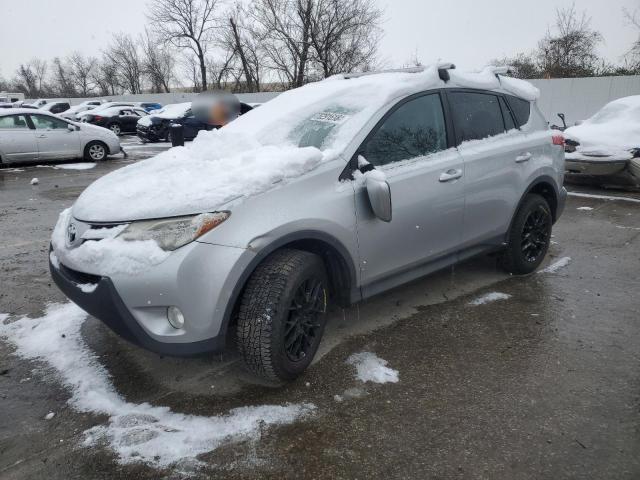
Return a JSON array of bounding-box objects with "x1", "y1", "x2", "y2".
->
[
  {"x1": 485, "y1": 65, "x2": 514, "y2": 77},
  {"x1": 341, "y1": 62, "x2": 456, "y2": 81}
]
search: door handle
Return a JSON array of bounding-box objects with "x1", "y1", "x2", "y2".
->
[
  {"x1": 515, "y1": 152, "x2": 532, "y2": 163},
  {"x1": 439, "y1": 168, "x2": 463, "y2": 182}
]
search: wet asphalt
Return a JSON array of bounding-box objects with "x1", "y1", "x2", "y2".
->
[{"x1": 0, "y1": 141, "x2": 639, "y2": 479}]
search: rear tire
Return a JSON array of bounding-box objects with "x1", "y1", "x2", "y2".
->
[
  {"x1": 500, "y1": 194, "x2": 552, "y2": 275},
  {"x1": 236, "y1": 249, "x2": 329, "y2": 383},
  {"x1": 108, "y1": 123, "x2": 121, "y2": 136},
  {"x1": 83, "y1": 141, "x2": 108, "y2": 161}
]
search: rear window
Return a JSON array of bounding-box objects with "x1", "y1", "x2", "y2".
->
[
  {"x1": 505, "y1": 95, "x2": 531, "y2": 127},
  {"x1": 449, "y1": 92, "x2": 505, "y2": 142}
]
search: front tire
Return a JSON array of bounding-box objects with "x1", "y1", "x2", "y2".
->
[
  {"x1": 236, "y1": 249, "x2": 329, "y2": 382},
  {"x1": 84, "y1": 141, "x2": 108, "y2": 161},
  {"x1": 500, "y1": 194, "x2": 553, "y2": 274}
]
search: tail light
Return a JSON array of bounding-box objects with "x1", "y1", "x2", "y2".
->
[
  {"x1": 552, "y1": 134, "x2": 564, "y2": 146},
  {"x1": 93, "y1": 115, "x2": 103, "y2": 122}
]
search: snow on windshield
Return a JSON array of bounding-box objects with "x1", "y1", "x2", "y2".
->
[{"x1": 565, "y1": 95, "x2": 640, "y2": 153}]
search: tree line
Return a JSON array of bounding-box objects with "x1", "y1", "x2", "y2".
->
[
  {"x1": 492, "y1": 4, "x2": 640, "y2": 79},
  {"x1": 0, "y1": 0, "x2": 382, "y2": 98},
  {"x1": 2, "y1": 1, "x2": 639, "y2": 98}
]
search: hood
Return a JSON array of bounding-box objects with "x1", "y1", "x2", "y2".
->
[
  {"x1": 72, "y1": 129, "x2": 324, "y2": 223},
  {"x1": 78, "y1": 122, "x2": 115, "y2": 137}
]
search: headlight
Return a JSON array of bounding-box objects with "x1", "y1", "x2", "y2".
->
[{"x1": 117, "y1": 212, "x2": 230, "y2": 251}]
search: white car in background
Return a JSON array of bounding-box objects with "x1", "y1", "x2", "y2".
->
[
  {"x1": 0, "y1": 108, "x2": 121, "y2": 164},
  {"x1": 59, "y1": 100, "x2": 104, "y2": 120},
  {"x1": 564, "y1": 96, "x2": 640, "y2": 178}
]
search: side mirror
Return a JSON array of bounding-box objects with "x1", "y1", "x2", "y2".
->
[
  {"x1": 67, "y1": 124, "x2": 76, "y2": 132},
  {"x1": 557, "y1": 113, "x2": 567, "y2": 129},
  {"x1": 365, "y1": 170, "x2": 392, "y2": 222}
]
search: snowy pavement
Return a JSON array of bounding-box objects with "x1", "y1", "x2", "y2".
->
[{"x1": 1, "y1": 161, "x2": 639, "y2": 478}]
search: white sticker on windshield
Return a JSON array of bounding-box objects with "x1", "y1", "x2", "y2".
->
[{"x1": 310, "y1": 112, "x2": 348, "y2": 124}]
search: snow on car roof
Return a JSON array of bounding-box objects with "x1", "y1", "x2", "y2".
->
[
  {"x1": 0, "y1": 108, "x2": 57, "y2": 116},
  {"x1": 564, "y1": 95, "x2": 640, "y2": 153},
  {"x1": 72, "y1": 64, "x2": 540, "y2": 222},
  {"x1": 150, "y1": 102, "x2": 192, "y2": 119}
]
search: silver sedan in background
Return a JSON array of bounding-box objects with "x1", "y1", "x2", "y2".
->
[{"x1": 0, "y1": 108, "x2": 121, "y2": 164}]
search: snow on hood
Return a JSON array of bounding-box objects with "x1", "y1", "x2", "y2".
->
[
  {"x1": 73, "y1": 130, "x2": 324, "y2": 222},
  {"x1": 564, "y1": 95, "x2": 640, "y2": 157},
  {"x1": 71, "y1": 64, "x2": 539, "y2": 223}
]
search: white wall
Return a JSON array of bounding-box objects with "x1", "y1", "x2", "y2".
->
[{"x1": 530, "y1": 75, "x2": 640, "y2": 126}]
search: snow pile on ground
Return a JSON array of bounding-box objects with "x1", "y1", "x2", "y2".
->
[
  {"x1": 565, "y1": 96, "x2": 640, "y2": 159},
  {"x1": 30, "y1": 178, "x2": 39, "y2": 185},
  {"x1": 347, "y1": 352, "x2": 399, "y2": 384},
  {"x1": 577, "y1": 206, "x2": 593, "y2": 211},
  {"x1": 539, "y1": 257, "x2": 572, "y2": 273},
  {"x1": 55, "y1": 163, "x2": 97, "y2": 170},
  {"x1": 0, "y1": 303, "x2": 316, "y2": 469},
  {"x1": 51, "y1": 208, "x2": 169, "y2": 276},
  {"x1": 469, "y1": 292, "x2": 512, "y2": 306}
]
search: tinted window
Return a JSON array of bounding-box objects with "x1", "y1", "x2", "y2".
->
[
  {"x1": 449, "y1": 92, "x2": 505, "y2": 142},
  {"x1": 0, "y1": 115, "x2": 30, "y2": 129},
  {"x1": 362, "y1": 93, "x2": 447, "y2": 166},
  {"x1": 30, "y1": 114, "x2": 69, "y2": 130},
  {"x1": 505, "y1": 95, "x2": 531, "y2": 127},
  {"x1": 499, "y1": 97, "x2": 516, "y2": 130}
]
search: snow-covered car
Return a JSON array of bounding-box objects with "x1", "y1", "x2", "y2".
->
[
  {"x1": 74, "y1": 102, "x2": 136, "y2": 121},
  {"x1": 59, "y1": 100, "x2": 104, "y2": 120},
  {"x1": 40, "y1": 101, "x2": 71, "y2": 115},
  {"x1": 82, "y1": 106, "x2": 149, "y2": 136},
  {"x1": 564, "y1": 96, "x2": 640, "y2": 177},
  {"x1": 0, "y1": 108, "x2": 121, "y2": 163},
  {"x1": 49, "y1": 64, "x2": 566, "y2": 382}
]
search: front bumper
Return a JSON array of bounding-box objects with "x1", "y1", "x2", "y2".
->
[{"x1": 49, "y1": 239, "x2": 254, "y2": 356}]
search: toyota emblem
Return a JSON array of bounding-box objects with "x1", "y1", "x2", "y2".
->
[{"x1": 67, "y1": 222, "x2": 77, "y2": 245}]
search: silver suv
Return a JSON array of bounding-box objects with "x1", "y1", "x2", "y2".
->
[{"x1": 50, "y1": 66, "x2": 566, "y2": 382}]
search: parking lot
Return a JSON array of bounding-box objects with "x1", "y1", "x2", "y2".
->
[{"x1": 0, "y1": 137, "x2": 639, "y2": 479}]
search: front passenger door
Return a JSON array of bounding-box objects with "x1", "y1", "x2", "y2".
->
[
  {"x1": 29, "y1": 114, "x2": 80, "y2": 160},
  {"x1": 353, "y1": 92, "x2": 465, "y2": 297}
]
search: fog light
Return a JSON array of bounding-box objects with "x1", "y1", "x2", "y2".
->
[{"x1": 167, "y1": 306, "x2": 185, "y2": 329}]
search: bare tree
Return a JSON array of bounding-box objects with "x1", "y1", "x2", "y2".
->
[
  {"x1": 140, "y1": 31, "x2": 176, "y2": 92},
  {"x1": 91, "y1": 58, "x2": 120, "y2": 96},
  {"x1": 249, "y1": 0, "x2": 314, "y2": 88},
  {"x1": 537, "y1": 4, "x2": 603, "y2": 78},
  {"x1": 623, "y1": 7, "x2": 640, "y2": 70},
  {"x1": 51, "y1": 57, "x2": 77, "y2": 96},
  {"x1": 68, "y1": 53, "x2": 97, "y2": 96},
  {"x1": 309, "y1": 0, "x2": 382, "y2": 77},
  {"x1": 104, "y1": 34, "x2": 144, "y2": 93},
  {"x1": 206, "y1": 48, "x2": 238, "y2": 89},
  {"x1": 491, "y1": 53, "x2": 541, "y2": 79},
  {"x1": 148, "y1": 0, "x2": 220, "y2": 91}
]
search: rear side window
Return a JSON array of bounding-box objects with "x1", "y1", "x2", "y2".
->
[
  {"x1": 448, "y1": 92, "x2": 505, "y2": 142},
  {"x1": 505, "y1": 95, "x2": 531, "y2": 127},
  {"x1": 362, "y1": 93, "x2": 447, "y2": 166}
]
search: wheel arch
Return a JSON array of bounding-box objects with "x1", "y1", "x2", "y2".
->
[
  {"x1": 220, "y1": 230, "x2": 359, "y2": 338},
  {"x1": 83, "y1": 139, "x2": 110, "y2": 158},
  {"x1": 506, "y1": 176, "x2": 560, "y2": 242}
]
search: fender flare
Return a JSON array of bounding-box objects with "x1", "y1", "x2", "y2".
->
[
  {"x1": 219, "y1": 229, "x2": 359, "y2": 339},
  {"x1": 505, "y1": 175, "x2": 561, "y2": 242}
]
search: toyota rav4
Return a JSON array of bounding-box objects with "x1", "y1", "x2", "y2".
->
[{"x1": 49, "y1": 64, "x2": 566, "y2": 382}]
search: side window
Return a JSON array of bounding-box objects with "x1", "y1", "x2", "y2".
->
[
  {"x1": 0, "y1": 115, "x2": 30, "y2": 129},
  {"x1": 362, "y1": 93, "x2": 447, "y2": 166},
  {"x1": 449, "y1": 92, "x2": 505, "y2": 142},
  {"x1": 505, "y1": 95, "x2": 531, "y2": 128},
  {"x1": 30, "y1": 115, "x2": 69, "y2": 130},
  {"x1": 499, "y1": 97, "x2": 516, "y2": 131}
]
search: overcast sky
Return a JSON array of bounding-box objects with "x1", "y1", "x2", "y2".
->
[{"x1": 1, "y1": 0, "x2": 638, "y2": 79}]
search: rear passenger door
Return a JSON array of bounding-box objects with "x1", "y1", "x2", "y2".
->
[
  {"x1": 354, "y1": 92, "x2": 465, "y2": 297},
  {"x1": 446, "y1": 90, "x2": 528, "y2": 248}
]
